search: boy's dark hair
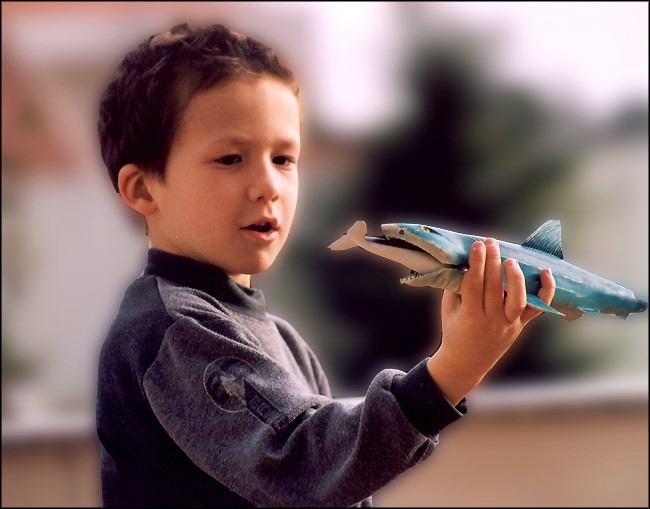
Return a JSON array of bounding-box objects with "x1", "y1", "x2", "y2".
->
[{"x1": 98, "y1": 23, "x2": 300, "y2": 192}]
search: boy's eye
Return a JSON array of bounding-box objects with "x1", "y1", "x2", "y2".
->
[
  {"x1": 215, "y1": 155, "x2": 242, "y2": 165},
  {"x1": 272, "y1": 156, "x2": 295, "y2": 166}
]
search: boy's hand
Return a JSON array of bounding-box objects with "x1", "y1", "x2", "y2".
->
[{"x1": 426, "y1": 238, "x2": 556, "y2": 406}]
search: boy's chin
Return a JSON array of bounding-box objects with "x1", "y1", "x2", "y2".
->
[
  {"x1": 241, "y1": 256, "x2": 279, "y2": 276},
  {"x1": 249, "y1": 261, "x2": 277, "y2": 275},
  {"x1": 217, "y1": 248, "x2": 283, "y2": 278}
]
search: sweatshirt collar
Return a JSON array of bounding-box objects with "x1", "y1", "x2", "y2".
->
[{"x1": 144, "y1": 248, "x2": 268, "y2": 319}]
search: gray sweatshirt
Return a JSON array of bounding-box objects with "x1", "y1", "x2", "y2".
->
[{"x1": 96, "y1": 249, "x2": 466, "y2": 507}]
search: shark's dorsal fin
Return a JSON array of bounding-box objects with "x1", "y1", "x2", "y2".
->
[{"x1": 522, "y1": 220, "x2": 563, "y2": 259}]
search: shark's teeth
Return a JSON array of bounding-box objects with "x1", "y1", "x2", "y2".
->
[{"x1": 400, "y1": 271, "x2": 422, "y2": 284}]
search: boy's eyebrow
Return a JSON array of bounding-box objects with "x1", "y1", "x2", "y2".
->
[{"x1": 206, "y1": 134, "x2": 300, "y2": 150}]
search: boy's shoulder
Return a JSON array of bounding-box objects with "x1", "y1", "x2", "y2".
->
[
  {"x1": 267, "y1": 312, "x2": 297, "y2": 336},
  {"x1": 154, "y1": 275, "x2": 233, "y2": 324},
  {"x1": 116, "y1": 272, "x2": 230, "y2": 321},
  {"x1": 102, "y1": 273, "x2": 249, "y2": 365}
]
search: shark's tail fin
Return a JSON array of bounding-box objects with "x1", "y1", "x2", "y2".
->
[
  {"x1": 328, "y1": 235, "x2": 356, "y2": 251},
  {"x1": 328, "y1": 221, "x2": 367, "y2": 250},
  {"x1": 346, "y1": 220, "x2": 367, "y2": 241}
]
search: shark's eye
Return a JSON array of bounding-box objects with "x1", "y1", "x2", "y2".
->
[
  {"x1": 399, "y1": 229, "x2": 405, "y2": 235},
  {"x1": 421, "y1": 226, "x2": 433, "y2": 233}
]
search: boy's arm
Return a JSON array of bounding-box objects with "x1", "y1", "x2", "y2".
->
[
  {"x1": 427, "y1": 238, "x2": 556, "y2": 405},
  {"x1": 142, "y1": 304, "x2": 448, "y2": 507}
]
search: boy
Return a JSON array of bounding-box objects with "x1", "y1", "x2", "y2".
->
[{"x1": 96, "y1": 23, "x2": 555, "y2": 507}]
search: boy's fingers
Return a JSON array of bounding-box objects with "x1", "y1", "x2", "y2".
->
[
  {"x1": 441, "y1": 289, "x2": 460, "y2": 316},
  {"x1": 503, "y1": 259, "x2": 527, "y2": 323},
  {"x1": 521, "y1": 269, "x2": 556, "y2": 324},
  {"x1": 483, "y1": 238, "x2": 505, "y2": 317},
  {"x1": 537, "y1": 268, "x2": 556, "y2": 305},
  {"x1": 460, "y1": 241, "x2": 486, "y2": 312}
]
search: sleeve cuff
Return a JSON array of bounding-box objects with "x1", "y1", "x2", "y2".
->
[{"x1": 390, "y1": 357, "x2": 467, "y2": 437}]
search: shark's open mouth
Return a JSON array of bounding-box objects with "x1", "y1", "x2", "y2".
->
[
  {"x1": 364, "y1": 235, "x2": 430, "y2": 253},
  {"x1": 366, "y1": 235, "x2": 468, "y2": 284},
  {"x1": 402, "y1": 270, "x2": 430, "y2": 284},
  {"x1": 401, "y1": 265, "x2": 469, "y2": 284}
]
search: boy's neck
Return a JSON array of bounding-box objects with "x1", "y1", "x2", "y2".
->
[
  {"x1": 228, "y1": 274, "x2": 251, "y2": 287},
  {"x1": 147, "y1": 240, "x2": 252, "y2": 287}
]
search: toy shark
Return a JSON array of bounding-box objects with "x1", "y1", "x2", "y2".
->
[{"x1": 328, "y1": 220, "x2": 648, "y2": 321}]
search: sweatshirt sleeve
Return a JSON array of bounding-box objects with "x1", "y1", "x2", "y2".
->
[
  {"x1": 391, "y1": 357, "x2": 468, "y2": 438},
  {"x1": 143, "y1": 312, "x2": 464, "y2": 507}
]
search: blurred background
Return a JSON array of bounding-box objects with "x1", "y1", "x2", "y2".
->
[{"x1": 2, "y1": 2, "x2": 647, "y2": 506}]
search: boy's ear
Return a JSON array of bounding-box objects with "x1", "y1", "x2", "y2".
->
[{"x1": 117, "y1": 164, "x2": 157, "y2": 217}]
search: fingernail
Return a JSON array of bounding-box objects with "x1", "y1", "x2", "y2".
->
[
  {"x1": 473, "y1": 241, "x2": 485, "y2": 251},
  {"x1": 484, "y1": 238, "x2": 496, "y2": 246},
  {"x1": 505, "y1": 259, "x2": 519, "y2": 269}
]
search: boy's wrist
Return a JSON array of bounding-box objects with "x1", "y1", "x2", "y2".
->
[{"x1": 426, "y1": 349, "x2": 482, "y2": 406}]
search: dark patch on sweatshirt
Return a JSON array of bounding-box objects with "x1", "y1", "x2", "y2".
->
[
  {"x1": 204, "y1": 357, "x2": 288, "y2": 431},
  {"x1": 243, "y1": 380, "x2": 290, "y2": 432}
]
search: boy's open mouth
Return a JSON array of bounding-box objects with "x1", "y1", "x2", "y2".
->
[{"x1": 244, "y1": 222, "x2": 277, "y2": 233}]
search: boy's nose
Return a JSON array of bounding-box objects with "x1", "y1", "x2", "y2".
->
[{"x1": 248, "y1": 162, "x2": 280, "y2": 203}]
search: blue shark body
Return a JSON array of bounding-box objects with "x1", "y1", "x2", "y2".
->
[{"x1": 329, "y1": 220, "x2": 648, "y2": 321}]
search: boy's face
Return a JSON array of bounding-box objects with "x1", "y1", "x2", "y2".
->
[{"x1": 145, "y1": 75, "x2": 301, "y2": 286}]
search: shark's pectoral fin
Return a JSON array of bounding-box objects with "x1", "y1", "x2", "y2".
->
[
  {"x1": 559, "y1": 306, "x2": 599, "y2": 322},
  {"x1": 616, "y1": 313, "x2": 630, "y2": 320},
  {"x1": 526, "y1": 294, "x2": 564, "y2": 317},
  {"x1": 562, "y1": 308, "x2": 584, "y2": 321}
]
